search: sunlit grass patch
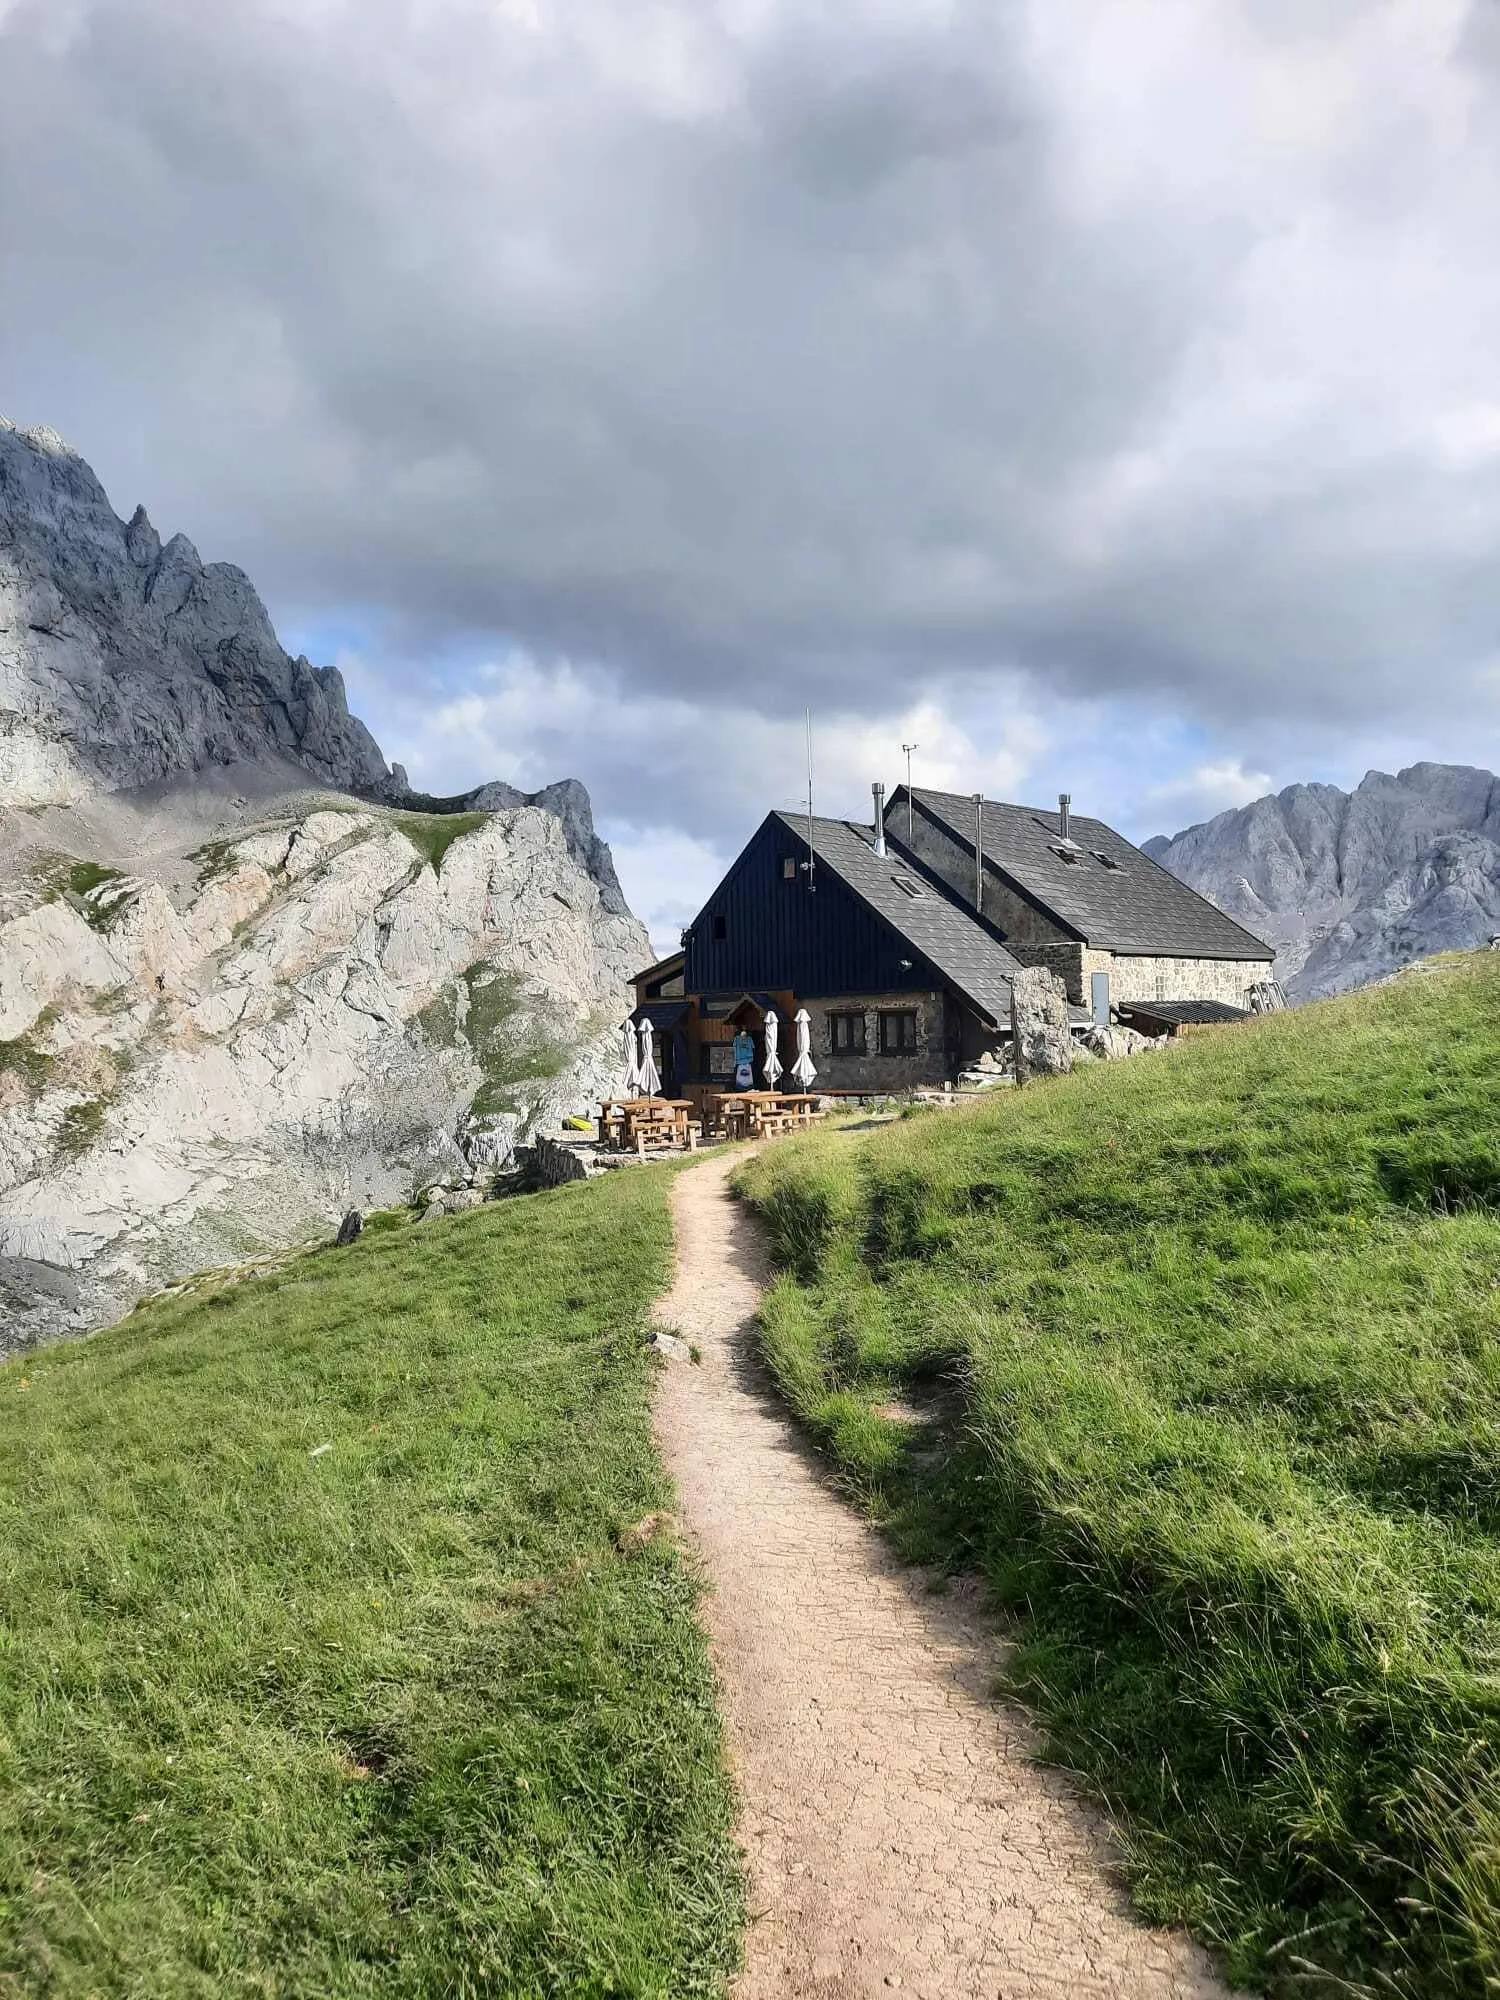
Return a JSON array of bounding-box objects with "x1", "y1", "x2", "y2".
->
[
  {"x1": 738, "y1": 956, "x2": 1500, "y2": 1997},
  {"x1": 0, "y1": 1171, "x2": 742, "y2": 1998}
]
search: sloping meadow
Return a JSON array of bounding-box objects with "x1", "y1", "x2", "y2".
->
[
  {"x1": 0, "y1": 1169, "x2": 740, "y2": 1999},
  {"x1": 737, "y1": 957, "x2": 1500, "y2": 1998}
]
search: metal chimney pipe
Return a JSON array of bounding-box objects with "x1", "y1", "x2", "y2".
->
[
  {"x1": 973, "y1": 793, "x2": 984, "y2": 914},
  {"x1": 1059, "y1": 792, "x2": 1072, "y2": 843},
  {"x1": 872, "y1": 782, "x2": 887, "y2": 856}
]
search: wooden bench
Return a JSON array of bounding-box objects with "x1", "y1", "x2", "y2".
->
[{"x1": 597, "y1": 1099, "x2": 701, "y2": 1155}]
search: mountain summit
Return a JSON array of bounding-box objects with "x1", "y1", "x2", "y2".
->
[
  {"x1": 0, "y1": 418, "x2": 397, "y2": 806},
  {"x1": 1145, "y1": 764, "x2": 1500, "y2": 998}
]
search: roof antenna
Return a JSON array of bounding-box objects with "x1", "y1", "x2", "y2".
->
[
  {"x1": 901, "y1": 740, "x2": 919, "y2": 842},
  {"x1": 805, "y1": 708, "x2": 816, "y2": 893}
]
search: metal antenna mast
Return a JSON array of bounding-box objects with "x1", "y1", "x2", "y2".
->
[
  {"x1": 805, "y1": 708, "x2": 816, "y2": 893},
  {"x1": 901, "y1": 741, "x2": 919, "y2": 842}
]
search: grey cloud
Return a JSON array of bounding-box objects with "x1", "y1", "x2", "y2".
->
[{"x1": 2, "y1": 0, "x2": 1499, "y2": 779}]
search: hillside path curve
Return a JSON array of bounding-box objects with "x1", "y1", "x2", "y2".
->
[{"x1": 652, "y1": 1150, "x2": 1234, "y2": 2000}]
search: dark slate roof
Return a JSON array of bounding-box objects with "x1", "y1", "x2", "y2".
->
[
  {"x1": 1117, "y1": 999, "x2": 1252, "y2": 1027},
  {"x1": 773, "y1": 812, "x2": 1024, "y2": 1026},
  {"x1": 636, "y1": 1000, "x2": 691, "y2": 1029},
  {"x1": 900, "y1": 788, "x2": 1274, "y2": 961},
  {"x1": 633, "y1": 949, "x2": 685, "y2": 985}
]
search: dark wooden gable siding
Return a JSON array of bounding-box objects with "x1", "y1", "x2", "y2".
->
[{"x1": 683, "y1": 815, "x2": 936, "y2": 998}]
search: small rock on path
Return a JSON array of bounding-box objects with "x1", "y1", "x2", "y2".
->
[{"x1": 652, "y1": 1152, "x2": 1234, "y2": 2000}]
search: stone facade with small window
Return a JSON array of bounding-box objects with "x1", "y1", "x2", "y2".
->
[
  {"x1": 1003, "y1": 942, "x2": 1260, "y2": 1010},
  {"x1": 806, "y1": 989, "x2": 954, "y2": 1090}
]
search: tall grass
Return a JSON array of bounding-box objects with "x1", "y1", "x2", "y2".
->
[
  {"x1": 0, "y1": 1171, "x2": 742, "y2": 1998},
  {"x1": 738, "y1": 956, "x2": 1500, "y2": 1998}
]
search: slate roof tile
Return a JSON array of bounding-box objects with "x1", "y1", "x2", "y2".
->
[
  {"x1": 900, "y1": 788, "x2": 1274, "y2": 961},
  {"x1": 772, "y1": 812, "x2": 1024, "y2": 1027}
]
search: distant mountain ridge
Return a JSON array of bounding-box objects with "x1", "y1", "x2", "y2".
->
[{"x1": 1143, "y1": 763, "x2": 1500, "y2": 999}]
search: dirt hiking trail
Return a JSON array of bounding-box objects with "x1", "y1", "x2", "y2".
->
[{"x1": 653, "y1": 1152, "x2": 1233, "y2": 2000}]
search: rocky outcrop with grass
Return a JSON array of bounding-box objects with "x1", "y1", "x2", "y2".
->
[
  {"x1": 0, "y1": 419, "x2": 651, "y2": 1349},
  {"x1": 1145, "y1": 763, "x2": 1500, "y2": 999},
  {"x1": 0, "y1": 793, "x2": 647, "y2": 1351}
]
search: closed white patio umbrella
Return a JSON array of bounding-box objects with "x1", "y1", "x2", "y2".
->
[
  {"x1": 790, "y1": 1007, "x2": 817, "y2": 1089},
  {"x1": 621, "y1": 1018, "x2": 642, "y2": 1094},
  {"x1": 637, "y1": 1018, "x2": 661, "y2": 1097},
  {"x1": 762, "y1": 1008, "x2": 783, "y2": 1088}
]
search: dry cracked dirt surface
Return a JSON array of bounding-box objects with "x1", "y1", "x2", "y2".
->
[{"x1": 652, "y1": 1150, "x2": 1236, "y2": 2000}]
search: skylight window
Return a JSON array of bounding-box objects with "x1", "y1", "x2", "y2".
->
[
  {"x1": 891, "y1": 874, "x2": 925, "y2": 898},
  {"x1": 1093, "y1": 850, "x2": 1121, "y2": 870}
]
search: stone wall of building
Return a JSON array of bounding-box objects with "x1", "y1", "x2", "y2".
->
[
  {"x1": 803, "y1": 989, "x2": 954, "y2": 1091},
  {"x1": 1003, "y1": 942, "x2": 1270, "y2": 1008},
  {"x1": 1099, "y1": 952, "x2": 1271, "y2": 1009},
  {"x1": 1002, "y1": 941, "x2": 1092, "y2": 999}
]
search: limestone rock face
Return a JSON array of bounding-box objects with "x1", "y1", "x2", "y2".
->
[
  {"x1": 1010, "y1": 966, "x2": 1073, "y2": 1084},
  {"x1": 431, "y1": 776, "x2": 629, "y2": 917},
  {"x1": 0, "y1": 794, "x2": 649, "y2": 1354},
  {"x1": 1145, "y1": 764, "x2": 1500, "y2": 1000},
  {"x1": 0, "y1": 417, "x2": 653, "y2": 1352},
  {"x1": 1, "y1": 419, "x2": 394, "y2": 806}
]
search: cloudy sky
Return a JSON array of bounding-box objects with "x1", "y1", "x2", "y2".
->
[{"x1": 3, "y1": 0, "x2": 1499, "y2": 948}]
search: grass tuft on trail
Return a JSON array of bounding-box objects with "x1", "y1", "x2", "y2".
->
[
  {"x1": 0, "y1": 1170, "x2": 742, "y2": 1999},
  {"x1": 737, "y1": 955, "x2": 1500, "y2": 1998}
]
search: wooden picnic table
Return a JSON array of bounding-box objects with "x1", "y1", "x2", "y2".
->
[
  {"x1": 597, "y1": 1098, "x2": 701, "y2": 1155},
  {"x1": 707, "y1": 1091, "x2": 827, "y2": 1140}
]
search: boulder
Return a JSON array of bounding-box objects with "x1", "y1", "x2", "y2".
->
[
  {"x1": 1010, "y1": 967, "x2": 1073, "y2": 1084},
  {"x1": 1081, "y1": 1023, "x2": 1156, "y2": 1060}
]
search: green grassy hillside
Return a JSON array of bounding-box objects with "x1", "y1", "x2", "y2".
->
[
  {"x1": 0, "y1": 1173, "x2": 741, "y2": 1998},
  {"x1": 738, "y1": 957, "x2": 1500, "y2": 1999}
]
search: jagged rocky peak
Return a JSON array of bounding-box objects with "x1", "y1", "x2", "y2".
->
[
  {"x1": 0, "y1": 416, "x2": 626, "y2": 907},
  {"x1": 1146, "y1": 763, "x2": 1500, "y2": 1000},
  {"x1": 0, "y1": 417, "x2": 395, "y2": 806}
]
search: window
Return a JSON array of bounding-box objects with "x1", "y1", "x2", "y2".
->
[
  {"x1": 829, "y1": 1012, "x2": 867, "y2": 1055},
  {"x1": 782, "y1": 857, "x2": 798, "y2": 881},
  {"x1": 711, "y1": 912, "x2": 726, "y2": 941},
  {"x1": 890, "y1": 874, "x2": 925, "y2": 898},
  {"x1": 879, "y1": 1010, "x2": 918, "y2": 1054}
]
